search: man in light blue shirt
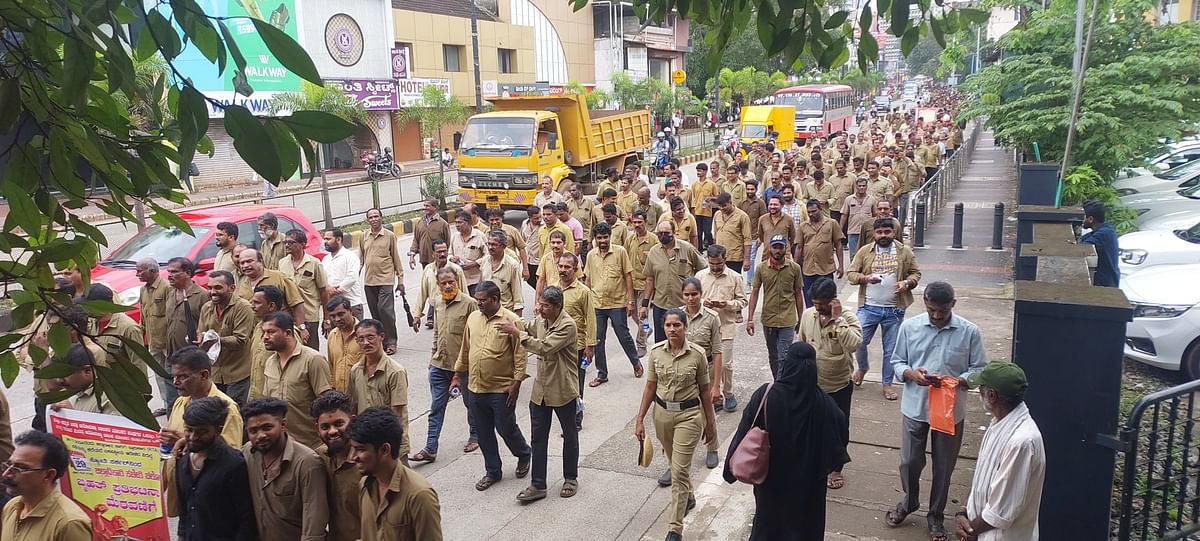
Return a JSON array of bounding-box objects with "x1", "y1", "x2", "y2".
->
[{"x1": 885, "y1": 281, "x2": 987, "y2": 540}]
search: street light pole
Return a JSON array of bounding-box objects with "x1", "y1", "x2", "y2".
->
[{"x1": 469, "y1": 0, "x2": 483, "y2": 113}]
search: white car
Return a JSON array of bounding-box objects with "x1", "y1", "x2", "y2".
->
[
  {"x1": 1115, "y1": 158, "x2": 1200, "y2": 196},
  {"x1": 1122, "y1": 263, "x2": 1200, "y2": 377},
  {"x1": 1127, "y1": 141, "x2": 1200, "y2": 176},
  {"x1": 1142, "y1": 208, "x2": 1200, "y2": 231},
  {"x1": 1121, "y1": 184, "x2": 1200, "y2": 229},
  {"x1": 1118, "y1": 221, "x2": 1200, "y2": 276}
]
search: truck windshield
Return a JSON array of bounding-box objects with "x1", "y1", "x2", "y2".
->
[
  {"x1": 461, "y1": 118, "x2": 536, "y2": 151},
  {"x1": 774, "y1": 92, "x2": 824, "y2": 112},
  {"x1": 741, "y1": 125, "x2": 767, "y2": 138}
]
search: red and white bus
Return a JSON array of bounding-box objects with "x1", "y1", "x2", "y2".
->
[{"x1": 770, "y1": 84, "x2": 855, "y2": 141}]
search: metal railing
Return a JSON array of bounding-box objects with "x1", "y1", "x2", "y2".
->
[
  {"x1": 256, "y1": 169, "x2": 460, "y2": 229},
  {"x1": 1113, "y1": 379, "x2": 1200, "y2": 541},
  {"x1": 903, "y1": 120, "x2": 983, "y2": 242}
]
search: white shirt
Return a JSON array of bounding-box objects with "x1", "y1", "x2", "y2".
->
[
  {"x1": 322, "y1": 247, "x2": 364, "y2": 306},
  {"x1": 967, "y1": 402, "x2": 1046, "y2": 540},
  {"x1": 864, "y1": 244, "x2": 899, "y2": 307}
]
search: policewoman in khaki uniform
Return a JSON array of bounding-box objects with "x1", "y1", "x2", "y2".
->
[
  {"x1": 680, "y1": 278, "x2": 724, "y2": 471},
  {"x1": 633, "y1": 308, "x2": 717, "y2": 541}
]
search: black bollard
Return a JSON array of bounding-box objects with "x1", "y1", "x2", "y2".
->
[
  {"x1": 992, "y1": 202, "x2": 1005, "y2": 250},
  {"x1": 952, "y1": 203, "x2": 965, "y2": 249},
  {"x1": 914, "y1": 200, "x2": 926, "y2": 248}
]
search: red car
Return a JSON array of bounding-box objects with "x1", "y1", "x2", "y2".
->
[{"x1": 91, "y1": 205, "x2": 326, "y2": 321}]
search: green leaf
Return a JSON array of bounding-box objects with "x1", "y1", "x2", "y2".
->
[
  {"x1": 757, "y1": 1, "x2": 777, "y2": 53},
  {"x1": 118, "y1": 336, "x2": 168, "y2": 379},
  {"x1": 146, "y1": 9, "x2": 181, "y2": 60},
  {"x1": 931, "y1": 17, "x2": 946, "y2": 48},
  {"x1": 94, "y1": 365, "x2": 157, "y2": 429},
  {"x1": 890, "y1": 0, "x2": 909, "y2": 37},
  {"x1": 47, "y1": 325, "x2": 71, "y2": 359},
  {"x1": 297, "y1": 137, "x2": 318, "y2": 181},
  {"x1": 901, "y1": 26, "x2": 921, "y2": 56},
  {"x1": 264, "y1": 120, "x2": 300, "y2": 180},
  {"x1": 0, "y1": 351, "x2": 18, "y2": 387},
  {"x1": 34, "y1": 362, "x2": 79, "y2": 380},
  {"x1": 37, "y1": 238, "x2": 89, "y2": 263},
  {"x1": 825, "y1": 11, "x2": 849, "y2": 29},
  {"x1": 2, "y1": 179, "x2": 43, "y2": 236},
  {"x1": 859, "y1": 30, "x2": 879, "y2": 60},
  {"x1": 218, "y1": 20, "x2": 246, "y2": 75},
  {"x1": 10, "y1": 303, "x2": 35, "y2": 331},
  {"x1": 146, "y1": 201, "x2": 194, "y2": 235},
  {"x1": 79, "y1": 300, "x2": 135, "y2": 317},
  {"x1": 178, "y1": 86, "x2": 209, "y2": 173},
  {"x1": 35, "y1": 390, "x2": 78, "y2": 403},
  {"x1": 62, "y1": 38, "x2": 95, "y2": 108},
  {"x1": 279, "y1": 111, "x2": 358, "y2": 144},
  {"x1": 957, "y1": 7, "x2": 991, "y2": 25},
  {"x1": 251, "y1": 18, "x2": 322, "y2": 86},
  {"x1": 225, "y1": 105, "x2": 282, "y2": 182},
  {"x1": 858, "y1": 4, "x2": 874, "y2": 44}
]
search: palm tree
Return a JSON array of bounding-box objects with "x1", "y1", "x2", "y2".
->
[{"x1": 396, "y1": 86, "x2": 470, "y2": 208}]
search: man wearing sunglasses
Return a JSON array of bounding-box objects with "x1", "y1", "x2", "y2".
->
[{"x1": 1, "y1": 431, "x2": 92, "y2": 539}]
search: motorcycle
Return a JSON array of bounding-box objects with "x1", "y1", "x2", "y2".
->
[
  {"x1": 719, "y1": 130, "x2": 739, "y2": 156},
  {"x1": 363, "y1": 147, "x2": 402, "y2": 181}
]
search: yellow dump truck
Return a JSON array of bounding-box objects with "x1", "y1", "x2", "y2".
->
[
  {"x1": 738, "y1": 105, "x2": 796, "y2": 160},
  {"x1": 456, "y1": 94, "x2": 652, "y2": 210}
]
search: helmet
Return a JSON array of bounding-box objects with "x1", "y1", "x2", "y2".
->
[
  {"x1": 664, "y1": 127, "x2": 673, "y2": 134},
  {"x1": 656, "y1": 131, "x2": 665, "y2": 138}
]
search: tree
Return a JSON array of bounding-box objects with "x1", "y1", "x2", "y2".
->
[
  {"x1": 906, "y1": 34, "x2": 945, "y2": 77},
  {"x1": 563, "y1": 80, "x2": 611, "y2": 110},
  {"x1": 839, "y1": 69, "x2": 885, "y2": 95},
  {"x1": 686, "y1": 19, "x2": 793, "y2": 97},
  {"x1": 0, "y1": 1, "x2": 356, "y2": 428},
  {"x1": 397, "y1": 86, "x2": 471, "y2": 207},
  {"x1": 960, "y1": 7, "x2": 1200, "y2": 181}
]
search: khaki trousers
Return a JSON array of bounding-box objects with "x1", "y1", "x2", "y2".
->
[
  {"x1": 653, "y1": 404, "x2": 703, "y2": 534},
  {"x1": 720, "y1": 338, "x2": 735, "y2": 398}
]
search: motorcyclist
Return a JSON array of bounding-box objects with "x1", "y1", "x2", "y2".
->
[{"x1": 663, "y1": 126, "x2": 678, "y2": 155}]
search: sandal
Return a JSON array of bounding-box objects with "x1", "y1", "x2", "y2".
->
[
  {"x1": 475, "y1": 475, "x2": 499, "y2": 491},
  {"x1": 408, "y1": 449, "x2": 437, "y2": 464},
  {"x1": 928, "y1": 522, "x2": 948, "y2": 541},
  {"x1": 885, "y1": 502, "x2": 910, "y2": 527},
  {"x1": 560, "y1": 479, "x2": 578, "y2": 498},
  {"x1": 516, "y1": 486, "x2": 547, "y2": 502},
  {"x1": 588, "y1": 377, "x2": 609, "y2": 388},
  {"x1": 826, "y1": 472, "x2": 845, "y2": 489},
  {"x1": 633, "y1": 363, "x2": 644, "y2": 378}
]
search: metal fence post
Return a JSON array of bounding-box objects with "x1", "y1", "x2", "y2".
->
[
  {"x1": 992, "y1": 203, "x2": 1005, "y2": 250},
  {"x1": 914, "y1": 201, "x2": 926, "y2": 248},
  {"x1": 133, "y1": 200, "x2": 147, "y2": 232},
  {"x1": 371, "y1": 179, "x2": 381, "y2": 211},
  {"x1": 952, "y1": 202, "x2": 964, "y2": 248}
]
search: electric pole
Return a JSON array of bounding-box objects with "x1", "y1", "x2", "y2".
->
[{"x1": 469, "y1": 0, "x2": 483, "y2": 113}]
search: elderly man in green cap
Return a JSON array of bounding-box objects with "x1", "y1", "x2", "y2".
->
[{"x1": 955, "y1": 362, "x2": 1045, "y2": 541}]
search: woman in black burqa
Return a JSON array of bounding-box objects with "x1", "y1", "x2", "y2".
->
[{"x1": 723, "y1": 342, "x2": 849, "y2": 540}]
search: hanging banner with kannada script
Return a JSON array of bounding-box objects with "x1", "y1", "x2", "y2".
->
[{"x1": 48, "y1": 408, "x2": 170, "y2": 541}]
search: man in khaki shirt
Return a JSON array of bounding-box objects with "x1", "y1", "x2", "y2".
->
[
  {"x1": 598, "y1": 203, "x2": 629, "y2": 245},
  {"x1": 481, "y1": 230, "x2": 525, "y2": 315},
  {"x1": 712, "y1": 193, "x2": 753, "y2": 272},
  {"x1": 360, "y1": 208, "x2": 406, "y2": 353},
  {"x1": 347, "y1": 319, "x2": 410, "y2": 460},
  {"x1": 840, "y1": 178, "x2": 879, "y2": 258},
  {"x1": 804, "y1": 170, "x2": 837, "y2": 217},
  {"x1": 628, "y1": 187, "x2": 664, "y2": 226},
  {"x1": 312, "y1": 391, "x2": 361, "y2": 541},
  {"x1": 797, "y1": 277, "x2": 863, "y2": 489},
  {"x1": 411, "y1": 239, "x2": 465, "y2": 330},
  {"x1": 641, "y1": 220, "x2": 705, "y2": 343},
  {"x1": 828, "y1": 159, "x2": 857, "y2": 226},
  {"x1": 534, "y1": 176, "x2": 565, "y2": 209},
  {"x1": 485, "y1": 208, "x2": 528, "y2": 270},
  {"x1": 661, "y1": 197, "x2": 699, "y2": 248},
  {"x1": 261, "y1": 312, "x2": 333, "y2": 449},
  {"x1": 197, "y1": 270, "x2": 255, "y2": 407},
  {"x1": 0, "y1": 431, "x2": 92, "y2": 541},
  {"x1": 411, "y1": 268, "x2": 479, "y2": 463},
  {"x1": 695, "y1": 245, "x2": 748, "y2": 412},
  {"x1": 280, "y1": 229, "x2": 329, "y2": 350},
  {"x1": 408, "y1": 199, "x2": 451, "y2": 271},
  {"x1": 556, "y1": 254, "x2": 596, "y2": 430},
  {"x1": 716, "y1": 162, "x2": 747, "y2": 207},
  {"x1": 450, "y1": 213, "x2": 487, "y2": 292},
  {"x1": 566, "y1": 182, "x2": 596, "y2": 254},
  {"x1": 798, "y1": 200, "x2": 846, "y2": 306},
  {"x1": 624, "y1": 210, "x2": 658, "y2": 357},
  {"x1": 241, "y1": 397, "x2": 329, "y2": 541},
  {"x1": 325, "y1": 297, "x2": 363, "y2": 392},
  {"x1": 46, "y1": 343, "x2": 120, "y2": 416},
  {"x1": 138, "y1": 258, "x2": 175, "y2": 414},
  {"x1": 164, "y1": 257, "x2": 209, "y2": 414},
  {"x1": 454, "y1": 281, "x2": 532, "y2": 489},
  {"x1": 758, "y1": 195, "x2": 796, "y2": 258},
  {"x1": 350, "y1": 408, "x2": 443, "y2": 541},
  {"x1": 213, "y1": 221, "x2": 240, "y2": 275},
  {"x1": 497, "y1": 286, "x2": 580, "y2": 501},
  {"x1": 236, "y1": 248, "x2": 305, "y2": 336},
  {"x1": 584, "y1": 222, "x2": 640, "y2": 385},
  {"x1": 747, "y1": 235, "x2": 805, "y2": 377},
  {"x1": 86, "y1": 284, "x2": 150, "y2": 394},
  {"x1": 258, "y1": 212, "x2": 288, "y2": 270},
  {"x1": 248, "y1": 285, "x2": 286, "y2": 400},
  {"x1": 538, "y1": 205, "x2": 574, "y2": 258}
]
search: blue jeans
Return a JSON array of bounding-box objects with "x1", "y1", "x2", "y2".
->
[
  {"x1": 469, "y1": 392, "x2": 532, "y2": 480},
  {"x1": 530, "y1": 399, "x2": 578, "y2": 489},
  {"x1": 595, "y1": 308, "x2": 640, "y2": 379},
  {"x1": 745, "y1": 240, "x2": 760, "y2": 292},
  {"x1": 764, "y1": 326, "x2": 795, "y2": 378},
  {"x1": 802, "y1": 273, "x2": 834, "y2": 307},
  {"x1": 652, "y1": 304, "x2": 669, "y2": 343},
  {"x1": 856, "y1": 305, "x2": 905, "y2": 384},
  {"x1": 847, "y1": 233, "x2": 862, "y2": 260},
  {"x1": 426, "y1": 367, "x2": 476, "y2": 454}
]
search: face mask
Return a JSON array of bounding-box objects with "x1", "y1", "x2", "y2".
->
[
  {"x1": 657, "y1": 233, "x2": 674, "y2": 244},
  {"x1": 440, "y1": 286, "x2": 460, "y2": 301}
]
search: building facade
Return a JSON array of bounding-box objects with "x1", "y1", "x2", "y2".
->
[{"x1": 591, "y1": 2, "x2": 690, "y2": 93}]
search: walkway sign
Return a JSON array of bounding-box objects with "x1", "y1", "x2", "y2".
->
[{"x1": 672, "y1": 70, "x2": 687, "y2": 86}]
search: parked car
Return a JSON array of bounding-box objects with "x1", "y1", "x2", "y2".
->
[
  {"x1": 1122, "y1": 263, "x2": 1200, "y2": 378},
  {"x1": 1121, "y1": 183, "x2": 1200, "y2": 230},
  {"x1": 1114, "y1": 158, "x2": 1200, "y2": 196},
  {"x1": 1141, "y1": 208, "x2": 1200, "y2": 232},
  {"x1": 1118, "y1": 220, "x2": 1200, "y2": 277},
  {"x1": 1128, "y1": 140, "x2": 1200, "y2": 175},
  {"x1": 91, "y1": 205, "x2": 325, "y2": 319}
]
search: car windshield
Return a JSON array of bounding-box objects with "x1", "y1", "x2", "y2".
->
[
  {"x1": 460, "y1": 118, "x2": 535, "y2": 150},
  {"x1": 1179, "y1": 222, "x2": 1200, "y2": 244},
  {"x1": 1155, "y1": 158, "x2": 1200, "y2": 180},
  {"x1": 775, "y1": 92, "x2": 824, "y2": 112},
  {"x1": 105, "y1": 225, "x2": 208, "y2": 264},
  {"x1": 1181, "y1": 184, "x2": 1200, "y2": 199}
]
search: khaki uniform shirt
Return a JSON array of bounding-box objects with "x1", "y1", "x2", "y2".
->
[
  {"x1": 360, "y1": 228, "x2": 405, "y2": 287},
  {"x1": 624, "y1": 231, "x2": 658, "y2": 291},
  {"x1": 1, "y1": 490, "x2": 91, "y2": 541},
  {"x1": 859, "y1": 216, "x2": 904, "y2": 246},
  {"x1": 318, "y1": 447, "x2": 361, "y2": 541},
  {"x1": 415, "y1": 261, "x2": 465, "y2": 313},
  {"x1": 841, "y1": 194, "x2": 879, "y2": 234},
  {"x1": 643, "y1": 240, "x2": 704, "y2": 309},
  {"x1": 534, "y1": 190, "x2": 565, "y2": 209},
  {"x1": 198, "y1": 297, "x2": 255, "y2": 384},
  {"x1": 602, "y1": 220, "x2": 630, "y2": 245},
  {"x1": 682, "y1": 307, "x2": 722, "y2": 359},
  {"x1": 327, "y1": 323, "x2": 363, "y2": 392},
  {"x1": 536, "y1": 251, "x2": 564, "y2": 289},
  {"x1": 481, "y1": 254, "x2": 524, "y2": 312},
  {"x1": 803, "y1": 181, "x2": 837, "y2": 215},
  {"x1": 215, "y1": 247, "x2": 238, "y2": 275},
  {"x1": 492, "y1": 223, "x2": 527, "y2": 257},
  {"x1": 846, "y1": 241, "x2": 922, "y2": 309},
  {"x1": 738, "y1": 198, "x2": 767, "y2": 235},
  {"x1": 753, "y1": 258, "x2": 804, "y2": 328},
  {"x1": 538, "y1": 222, "x2": 574, "y2": 260},
  {"x1": 347, "y1": 355, "x2": 409, "y2": 455},
  {"x1": 167, "y1": 385, "x2": 243, "y2": 447},
  {"x1": 712, "y1": 208, "x2": 753, "y2": 261},
  {"x1": 411, "y1": 215, "x2": 451, "y2": 265},
  {"x1": 627, "y1": 200, "x2": 663, "y2": 227},
  {"x1": 249, "y1": 322, "x2": 267, "y2": 399},
  {"x1": 868, "y1": 177, "x2": 894, "y2": 201},
  {"x1": 279, "y1": 253, "x2": 329, "y2": 324},
  {"x1": 454, "y1": 308, "x2": 528, "y2": 394},
  {"x1": 798, "y1": 218, "x2": 845, "y2": 276},
  {"x1": 560, "y1": 280, "x2": 597, "y2": 349},
  {"x1": 520, "y1": 219, "x2": 543, "y2": 262},
  {"x1": 164, "y1": 282, "x2": 209, "y2": 356},
  {"x1": 237, "y1": 269, "x2": 303, "y2": 311},
  {"x1": 450, "y1": 228, "x2": 487, "y2": 286},
  {"x1": 72, "y1": 385, "x2": 119, "y2": 416},
  {"x1": 261, "y1": 232, "x2": 287, "y2": 271},
  {"x1": 140, "y1": 276, "x2": 170, "y2": 351},
  {"x1": 695, "y1": 268, "x2": 748, "y2": 339},
  {"x1": 263, "y1": 345, "x2": 333, "y2": 449},
  {"x1": 758, "y1": 213, "x2": 796, "y2": 249},
  {"x1": 584, "y1": 246, "x2": 633, "y2": 309},
  {"x1": 95, "y1": 313, "x2": 149, "y2": 381},
  {"x1": 690, "y1": 179, "x2": 719, "y2": 217},
  {"x1": 567, "y1": 197, "x2": 596, "y2": 235},
  {"x1": 717, "y1": 178, "x2": 747, "y2": 208},
  {"x1": 660, "y1": 212, "x2": 698, "y2": 245},
  {"x1": 242, "y1": 434, "x2": 329, "y2": 541},
  {"x1": 432, "y1": 292, "x2": 477, "y2": 371},
  {"x1": 828, "y1": 173, "x2": 857, "y2": 212},
  {"x1": 358, "y1": 461, "x2": 443, "y2": 541},
  {"x1": 616, "y1": 191, "x2": 639, "y2": 216},
  {"x1": 520, "y1": 311, "x2": 579, "y2": 407},
  {"x1": 647, "y1": 341, "x2": 711, "y2": 403},
  {"x1": 798, "y1": 307, "x2": 864, "y2": 393}
]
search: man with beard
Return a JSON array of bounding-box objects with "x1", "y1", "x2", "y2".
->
[
  {"x1": 798, "y1": 200, "x2": 845, "y2": 305},
  {"x1": 164, "y1": 257, "x2": 209, "y2": 413},
  {"x1": 280, "y1": 230, "x2": 329, "y2": 350},
  {"x1": 663, "y1": 196, "x2": 699, "y2": 248},
  {"x1": 326, "y1": 296, "x2": 363, "y2": 393},
  {"x1": 554, "y1": 253, "x2": 596, "y2": 431},
  {"x1": 161, "y1": 346, "x2": 244, "y2": 454},
  {"x1": 694, "y1": 245, "x2": 747, "y2": 413},
  {"x1": 213, "y1": 221, "x2": 240, "y2": 275},
  {"x1": 235, "y1": 249, "x2": 304, "y2": 340},
  {"x1": 173, "y1": 397, "x2": 256, "y2": 541},
  {"x1": 624, "y1": 210, "x2": 658, "y2": 358},
  {"x1": 409, "y1": 199, "x2": 451, "y2": 278},
  {"x1": 257, "y1": 212, "x2": 287, "y2": 270},
  {"x1": 757, "y1": 195, "x2": 795, "y2": 261},
  {"x1": 347, "y1": 319, "x2": 410, "y2": 462},
  {"x1": 747, "y1": 235, "x2": 805, "y2": 377},
  {"x1": 241, "y1": 397, "x2": 328, "y2": 541},
  {"x1": 197, "y1": 270, "x2": 255, "y2": 408},
  {"x1": 641, "y1": 220, "x2": 705, "y2": 342},
  {"x1": 585, "y1": 222, "x2": 640, "y2": 386},
  {"x1": 360, "y1": 208, "x2": 406, "y2": 354},
  {"x1": 261, "y1": 311, "x2": 333, "y2": 449},
  {"x1": 840, "y1": 178, "x2": 878, "y2": 258},
  {"x1": 411, "y1": 239, "x2": 466, "y2": 331},
  {"x1": 248, "y1": 285, "x2": 286, "y2": 400},
  {"x1": 0, "y1": 431, "x2": 91, "y2": 540},
  {"x1": 480, "y1": 230, "x2": 524, "y2": 316},
  {"x1": 321, "y1": 228, "x2": 365, "y2": 322},
  {"x1": 780, "y1": 183, "x2": 809, "y2": 234},
  {"x1": 858, "y1": 200, "x2": 904, "y2": 246},
  {"x1": 351, "y1": 407, "x2": 443, "y2": 541},
  {"x1": 311, "y1": 391, "x2": 360, "y2": 541}
]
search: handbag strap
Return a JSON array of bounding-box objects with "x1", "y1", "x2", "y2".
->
[{"x1": 750, "y1": 383, "x2": 772, "y2": 430}]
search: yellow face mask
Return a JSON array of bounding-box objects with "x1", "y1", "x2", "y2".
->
[{"x1": 440, "y1": 286, "x2": 459, "y2": 301}]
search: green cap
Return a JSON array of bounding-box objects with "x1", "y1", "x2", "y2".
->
[{"x1": 968, "y1": 362, "x2": 1028, "y2": 396}]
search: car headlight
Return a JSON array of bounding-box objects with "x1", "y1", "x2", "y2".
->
[
  {"x1": 1119, "y1": 248, "x2": 1148, "y2": 265},
  {"x1": 1117, "y1": 188, "x2": 1137, "y2": 196},
  {"x1": 1132, "y1": 302, "x2": 1193, "y2": 318},
  {"x1": 117, "y1": 287, "x2": 141, "y2": 307}
]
